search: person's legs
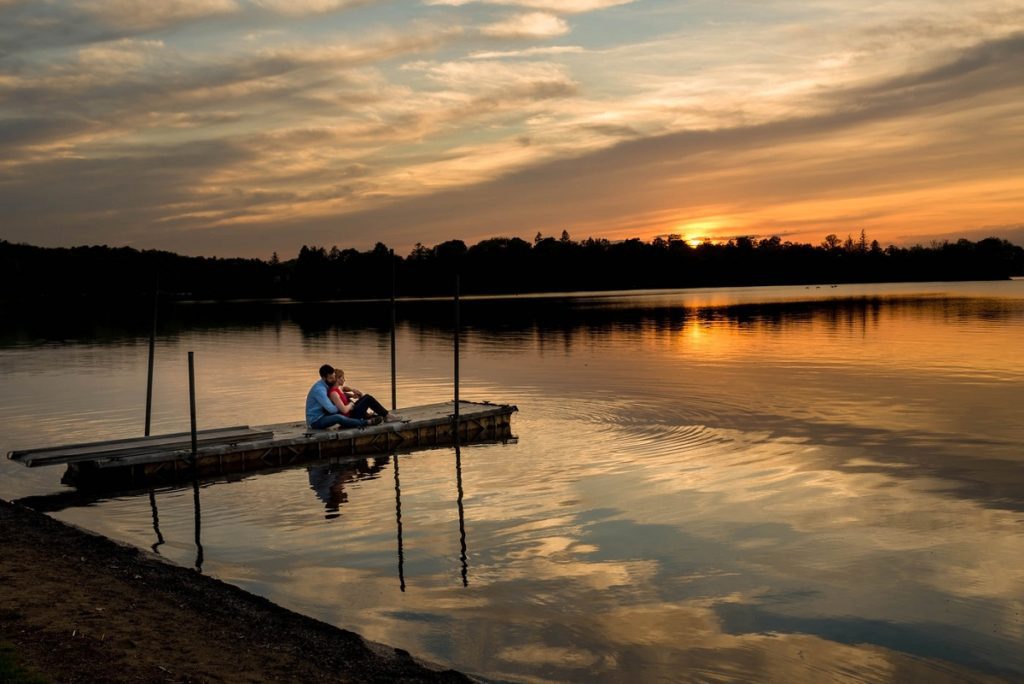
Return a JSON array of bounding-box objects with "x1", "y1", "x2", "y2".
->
[
  {"x1": 310, "y1": 413, "x2": 367, "y2": 429},
  {"x1": 348, "y1": 394, "x2": 388, "y2": 419}
]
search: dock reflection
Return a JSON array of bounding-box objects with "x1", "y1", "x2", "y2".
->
[
  {"x1": 141, "y1": 479, "x2": 202, "y2": 572},
  {"x1": 192, "y1": 477, "x2": 203, "y2": 573},
  {"x1": 307, "y1": 456, "x2": 389, "y2": 520},
  {"x1": 393, "y1": 453, "x2": 405, "y2": 592},
  {"x1": 307, "y1": 448, "x2": 472, "y2": 589},
  {"x1": 307, "y1": 449, "x2": 471, "y2": 589},
  {"x1": 17, "y1": 449, "x2": 474, "y2": 589},
  {"x1": 148, "y1": 489, "x2": 165, "y2": 554},
  {"x1": 455, "y1": 444, "x2": 468, "y2": 587}
]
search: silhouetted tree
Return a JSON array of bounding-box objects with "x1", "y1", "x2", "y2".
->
[
  {"x1": 1, "y1": 232, "x2": 1021, "y2": 304},
  {"x1": 409, "y1": 242, "x2": 430, "y2": 261}
]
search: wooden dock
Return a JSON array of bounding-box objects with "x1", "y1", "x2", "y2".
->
[{"x1": 8, "y1": 400, "x2": 516, "y2": 488}]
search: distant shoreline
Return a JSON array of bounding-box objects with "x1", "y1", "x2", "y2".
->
[{"x1": 3, "y1": 235, "x2": 1022, "y2": 303}]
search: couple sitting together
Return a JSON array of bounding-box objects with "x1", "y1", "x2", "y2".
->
[{"x1": 305, "y1": 363, "x2": 405, "y2": 430}]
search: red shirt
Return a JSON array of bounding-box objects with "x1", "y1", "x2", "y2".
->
[{"x1": 328, "y1": 385, "x2": 350, "y2": 406}]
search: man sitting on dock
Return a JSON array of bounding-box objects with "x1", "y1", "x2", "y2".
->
[{"x1": 306, "y1": 364, "x2": 401, "y2": 430}]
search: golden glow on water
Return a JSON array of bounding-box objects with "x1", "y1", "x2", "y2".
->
[{"x1": 1, "y1": 281, "x2": 1022, "y2": 681}]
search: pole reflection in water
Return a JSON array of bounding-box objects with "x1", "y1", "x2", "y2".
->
[
  {"x1": 6, "y1": 283, "x2": 1023, "y2": 681},
  {"x1": 393, "y1": 453, "x2": 406, "y2": 592},
  {"x1": 192, "y1": 476, "x2": 203, "y2": 573},
  {"x1": 149, "y1": 489, "x2": 165, "y2": 554},
  {"x1": 455, "y1": 444, "x2": 468, "y2": 587}
]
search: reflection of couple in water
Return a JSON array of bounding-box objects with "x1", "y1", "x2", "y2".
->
[
  {"x1": 307, "y1": 456, "x2": 390, "y2": 519},
  {"x1": 305, "y1": 363, "x2": 405, "y2": 430}
]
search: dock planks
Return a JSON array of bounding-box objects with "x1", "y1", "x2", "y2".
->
[
  {"x1": 8, "y1": 400, "x2": 517, "y2": 488},
  {"x1": 10, "y1": 426, "x2": 275, "y2": 467}
]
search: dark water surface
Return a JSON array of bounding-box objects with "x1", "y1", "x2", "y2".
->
[{"x1": 2, "y1": 282, "x2": 1022, "y2": 682}]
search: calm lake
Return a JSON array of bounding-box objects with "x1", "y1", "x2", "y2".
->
[{"x1": 2, "y1": 281, "x2": 1023, "y2": 682}]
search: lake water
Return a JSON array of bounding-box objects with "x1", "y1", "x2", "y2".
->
[{"x1": 2, "y1": 281, "x2": 1023, "y2": 682}]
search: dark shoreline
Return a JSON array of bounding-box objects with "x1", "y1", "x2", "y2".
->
[
  {"x1": 2, "y1": 235, "x2": 1021, "y2": 304},
  {"x1": 0, "y1": 498, "x2": 471, "y2": 683}
]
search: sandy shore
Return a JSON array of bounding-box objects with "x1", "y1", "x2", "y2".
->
[{"x1": 0, "y1": 499, "x2": 470, "y2": 683}]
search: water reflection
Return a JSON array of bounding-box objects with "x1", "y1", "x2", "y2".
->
[
  {"x1": 455, "y1": 444, "x2": 468, "y2": 588},
  {"x1": 138, "y1": 482, "x2": 202, "y2": 570},
  {"x1": 4, "y1": 284, "x2": 1023, "y2": 350},
  {"x1": 307, "y1": 457, "x2": 390, "y2": 521},
  {"x1": 394, "y1": 453, "x2": 406, "y2": 592},
  {"x1": 18, "y1": 448, "x2": 474, "y2": 593},
  {"x1": 3, "y1": 282, "x2": 1024, "y2": 682},
  {"x1": 148, "y1": 489, "x2": 165, "y2": 554},
  {"x1": 192, "y1": 477, "x2": 203, "y2": 573}
]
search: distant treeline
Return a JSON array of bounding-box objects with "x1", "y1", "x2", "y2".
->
[{"x1": 1, "y1": 232, "x2": 1022, "y2": 303}]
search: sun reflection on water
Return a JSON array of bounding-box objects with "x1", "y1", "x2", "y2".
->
[{"x1": 1, "y1": 281, "x2": 1023, "y2": 681}]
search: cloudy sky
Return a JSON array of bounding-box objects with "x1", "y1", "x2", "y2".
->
[{"x1": 1, "y1": 0, "x2": 1022, "y2": 258}]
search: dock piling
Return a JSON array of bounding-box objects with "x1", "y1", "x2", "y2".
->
[
  {"x1": 144, "y1": 282, "x2": 158, "y2": 437},
  {"x1": 12, "y1": 401, "x2": 517, "y2": 488},
  {"x1": 454, "y1": 275, "x2": 460, "y2": 432},
  {"x1": 390, "y1": 248, "x2": 397, "y2": 411},
  {"x1": 188, "y1": 351, "x2": 198, "y2": 459}
]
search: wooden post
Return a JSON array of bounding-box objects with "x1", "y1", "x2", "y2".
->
[
  {"x1": 453, "y1": 274, "x2": 460, "y2": 436},
  {"x1": 390, "y1": 249, "x2": 397, "y2": 411},
  {"x1": 188, "y1": 351, "x2": 198, "y2": 459},
  {"x1": 453, "y1": 274, "x2": 465, "y2": 584},
  {"x1": 144, "y1": 284, "x2": 158, "y2": 436}
]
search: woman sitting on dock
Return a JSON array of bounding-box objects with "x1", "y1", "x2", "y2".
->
[
  {"x1": 305, "y1": 364, "x2": 372, "y2": 430},
  {"x1": 328, "y1": 368, "x2": 404, "y2": 424}
]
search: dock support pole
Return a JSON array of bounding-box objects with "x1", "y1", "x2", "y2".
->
[
  {"x1": 144, "y1": 284, "x2": 158, "y2": 436},
  {"x1": 454, "y1": 274, "x2": 460, "y2": 433},
  {"x1": 188, "y1": 351, "x2": 198, "y2": 458},
  {"x1": 390, "y1": 248, "x2": 397, "y2": 411}
]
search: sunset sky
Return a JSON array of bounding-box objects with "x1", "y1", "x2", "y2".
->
[{"x1": 1, "y1": 0, "x2": 1022, "y2": 258}]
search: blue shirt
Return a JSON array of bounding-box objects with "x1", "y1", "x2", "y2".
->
[{"x1": 305, "y1": 379, "x2": 338, "y2": 426}]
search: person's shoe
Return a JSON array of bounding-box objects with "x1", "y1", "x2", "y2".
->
[
  {"x1": 367, "y1": 415, "x2": 384, "y2": 426},
  {"x1": 385, "y1": 412, "x2": 405, "y2": 423}
]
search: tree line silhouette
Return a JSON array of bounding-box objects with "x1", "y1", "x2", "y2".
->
[{"x1": 1, "y1": 231, "x2": 1021, "y2": 303}]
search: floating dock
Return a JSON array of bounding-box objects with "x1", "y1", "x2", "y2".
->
[{"x1": 8, "y1": 400, "x2": 516, "y2": 488}]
